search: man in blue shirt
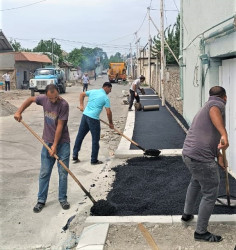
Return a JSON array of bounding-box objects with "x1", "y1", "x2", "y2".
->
[{"x1": 73, "y1": 82, "x2": 114, "y2": 164}]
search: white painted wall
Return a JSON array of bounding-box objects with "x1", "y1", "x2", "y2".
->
[
  {"x1": 219, "y1": 58, "x2": 236, "y2": 176},
  {"x1": 182, "y1": 0, "x2": 235, "y2": 124}
]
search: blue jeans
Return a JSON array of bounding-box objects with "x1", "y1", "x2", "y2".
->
[
  {"x1": 73, "y1": 115, "x2": 100, "y2": 163},
  {"x1": 38, "y1": 142, "x2": 70, "y2": 204}
]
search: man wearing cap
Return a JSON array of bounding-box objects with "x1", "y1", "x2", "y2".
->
[
  {"x1": 128, "y1": 75, "x2": 145, "y2": 111},
  {"x1": 182, "y1": 86, "x2": 228, "y2": 242}
]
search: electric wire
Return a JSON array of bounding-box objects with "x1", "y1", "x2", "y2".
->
[{"x1": 0, "y1": 0, "x2": 47, "y2": 11}]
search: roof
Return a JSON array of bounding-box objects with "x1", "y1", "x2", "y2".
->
[
  {"x1": 14, "y1": 52, "x2": 52, "y2": 63},
  {"x1": 0, "y1": 30, "x2": 13, "y2": 52}
]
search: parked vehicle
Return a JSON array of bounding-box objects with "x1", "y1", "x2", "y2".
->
[
  {"x1": 108, "y1": 62, "x2": 126, "y2": 83},
  {"x1": 29, "y1": 67, "x2": 66, "y2": 96}
]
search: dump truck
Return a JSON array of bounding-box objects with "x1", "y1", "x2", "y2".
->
[
  {"x1": 29, "y1": 67, "x2": 66, "y2": 96},
  {"x1": 108, "y1": 62, "x2": 126, "y2": 83}
]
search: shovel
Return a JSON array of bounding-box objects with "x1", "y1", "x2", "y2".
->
[
  {"x1": 100, "y1": 119, "x2": 161, "y2": 157},
  {"x1": 20, "y1": 120, "x2": 117, "y2": 215}
]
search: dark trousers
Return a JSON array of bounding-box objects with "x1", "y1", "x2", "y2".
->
[
  {"x1": 5, "y1": 81, "x2": 10, "y2": 91},
  {"x1": 83, "y1": 84, "x2": 88, "y2": 92},
  {"x1": 73, "y1": 115, "x2": 101, "y2": 163},
  {"x1": 182, "y1": 155, "x2": 220, "y2": 234},
  {"x1": 129, "y1": 89, "x2": 140, "y2": 109}
]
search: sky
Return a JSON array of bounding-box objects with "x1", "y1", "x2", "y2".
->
[{"x1": 1, "y1": 0, "x2": 180, "y2": 56}]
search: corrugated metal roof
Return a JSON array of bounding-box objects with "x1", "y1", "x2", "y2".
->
[
  {"x1": 14, "y1": 52, "x2": 52, "y2": 63},
  {"x1": 0, "y1": 30, "x2": 13, "y2": 52}
]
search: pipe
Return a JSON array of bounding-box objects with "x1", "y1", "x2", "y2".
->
[{"x1": 179, "y1": 0, "x2": 184, "y2": 100}]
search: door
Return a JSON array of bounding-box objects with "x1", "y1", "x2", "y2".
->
[{"x1": 219, "y1": 58, "x2": 236, "y2": 176}]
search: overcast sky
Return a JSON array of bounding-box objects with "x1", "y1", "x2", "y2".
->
[{"x1": 1, "y1": 0, "x2": 180, "y2": 56}]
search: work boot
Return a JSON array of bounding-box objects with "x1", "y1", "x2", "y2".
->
[
  {"x1": 194, "y1": 231, "x2": 223, "y2": 242},
  {"x1": 60, "y1": 201, "x2": 70, "y2": 210},
  {"x1": 181, "y1": 213, "x2": 194, "y2": 222},
  {"x1": 72, "y1": 156, "x2": 80, "y2": 163},
  {"x1": 91, "y1": 160, "x2": 103, "y2": 165},
  {"x1": 33, "y1": 202, "x2": 45, "y2": 213}
]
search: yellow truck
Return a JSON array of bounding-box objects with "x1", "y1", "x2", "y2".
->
[{"x1": 108, "y1": 62, "x2": 126, "y2": 83}]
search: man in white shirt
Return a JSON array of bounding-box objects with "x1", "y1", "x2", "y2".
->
[
  {"x1": 82, "y1": 73, "x2": 90, "y2": 92},
  {"x1": 128, "y1": 75, "x2": 145, "y2": 111},
  {"x1": 2, "y1": 72, "x2": 10, "y2": 91}
]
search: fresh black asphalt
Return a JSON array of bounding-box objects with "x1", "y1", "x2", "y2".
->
[
  {"x1": 130, "y1": 88, "x2": 186, "y2": 150},
  {"x1": 106, "y1": 156, "x2": 236, "y2": 215}
]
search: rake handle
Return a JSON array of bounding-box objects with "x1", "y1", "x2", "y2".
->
[
  {"x1": 20, "y1": 120, "x2": 96, "y2": 204},
  {"x1": 100, "y1": 119, "x2": 145, "y2": 151}
]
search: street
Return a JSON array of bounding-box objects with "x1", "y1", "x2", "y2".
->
[{"x1": 0, "y1": 75, "x2": 130, "y2": 249}]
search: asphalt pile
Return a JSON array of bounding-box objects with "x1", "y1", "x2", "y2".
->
[
  {"x1": 90, "y1": 199, "x2": 117, "y2": 216},
  {"x1": 105, "y1": 156, "x2": 236, "y2": 215}
]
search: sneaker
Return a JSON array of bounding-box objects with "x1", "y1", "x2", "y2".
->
[
  {"x1": 181, "y1": 213, "x2": 194, "y2": 222},
  {"x1": 128, "y1": 108, "x2": 133, "y2": 111},
  {"x1": 33, "y1": 202, "x2": 45, "y2": 213},
  {"x1": 60, "y1": 201, "x2": 70, "y2": 210},
  {"x1": 91, "y1": 160, "x2": 103, "y2": 165},
  {"x1": 194, "y1": 231, "x2": 223, "y2": 242},
  {"x1": 72, "y1": 156, "x2": 80, "y2": 163}
]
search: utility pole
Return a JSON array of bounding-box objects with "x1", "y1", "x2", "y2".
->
[
  {"x1": 160, "y1": 0, "x2": 165, "y2": 106},
  {"x1": 148, "y1": 7, "x2": 151, "y2": 87},
  {"x1": 135, "y1": 32, "x2": 141, "y2": 77},
  {"x1": 130, "y1": 43, "x2": 133, "y2": 78},
  {"x1": 51, "y1": 38, "x2": 54, "y2": 65}
]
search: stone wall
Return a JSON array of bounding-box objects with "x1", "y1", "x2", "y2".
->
[{"x1": 151, "y1": 64, "x2": 183, "y2": 115}]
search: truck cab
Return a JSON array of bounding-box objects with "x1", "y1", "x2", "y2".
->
[{"x1": 29, "y1": 67, "x2": 66, "y2": 96}]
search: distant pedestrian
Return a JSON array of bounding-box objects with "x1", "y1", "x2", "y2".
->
[
  {"x1": 82, "y1": 73, "x2": 90, "y2": 92},
  {"x1": 2, "y1": 72, "x2": 10, "y2": 91},
  {"x1": 128, "y1": 75, "x2": 145, "y2": 111},
  {"x1": 73, "y1": 82, "x2": 114, "y2": 164},
  {"x1": 94, "y1": 71, "x2": 96, "y2": 81},
  {"x1": 14, "y1": 84, "x2": 71, "y2": 213},
  {"x1": 182, "y1": 86, "x2": 228, "y2": 242}
]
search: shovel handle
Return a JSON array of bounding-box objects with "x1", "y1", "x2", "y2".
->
[
  {"x1": 221, "y1": 139, "x2": 230, "y2": 205},
  {"x1": 20, "y1": 120, "x2": 96, "y2": 204},
  {"x1": 100, "y1": 119, "x2": 145, "y2": 151}
]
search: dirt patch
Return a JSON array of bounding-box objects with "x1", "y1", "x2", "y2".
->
[
  {"x1": 105, "y1": 223, "x2": 236, "y2": 250},
  {"x1": 105, "y1": 156, "x2": 236, "y2": 215}
]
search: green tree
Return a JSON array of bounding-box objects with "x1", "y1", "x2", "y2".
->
[
  {"x1": 109, "y1": 52, "x2": 123, "y2": 63},
  {"x1": 33, "y1": 40, "x2": 63, "y2": 64},
  {"x1": 152, "y1": 14, "x2": 180, "y2": 64},
  {"x1": 9, "y1": 39, "x2": 32, "y2": 52}
]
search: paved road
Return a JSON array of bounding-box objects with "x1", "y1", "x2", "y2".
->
[{"x1": 0, "y1": 76, "x2": 129, "y2": 249}]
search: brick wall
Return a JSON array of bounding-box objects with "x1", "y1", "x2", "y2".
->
[{"x1": 151, "y1": 64, "x2": 183, "y2": 115}]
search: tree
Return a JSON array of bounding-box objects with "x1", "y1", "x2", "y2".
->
[
  {"x1": 67, "y1": 46, "x2": 109, "y2": 71},
  {"x1": 109, "y1": 52, "x2": 123, "y2": 63},
  {"x1": 152, "y1": 14, "x2": 180, "y2": 64},
  {"x1": 9, "y1": 39, "x2": 32, "y2": 52},
  {"x1": 33, "y1": 40, "x2": 63, "y2": 64}
]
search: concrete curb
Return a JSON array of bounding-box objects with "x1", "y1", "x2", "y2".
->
[
  {"x1": 85, "y1": 215, "x2": 236, "y2": 224},
  {"x1": 76, "y1": 223, "x2": 109, "y2": 250}
]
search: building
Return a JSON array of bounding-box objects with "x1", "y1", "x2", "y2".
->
[
  {"x1": 180, "y1": 0, "x2": 236, "y2": 176},
  {"x1": 0, "y1": 52, "x2": 51, "y2": 89}
]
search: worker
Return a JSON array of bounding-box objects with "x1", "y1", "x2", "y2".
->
[
  {"x1": 72, "y1": 82, "x2": 114, "y2": 164},
  {"x1": 182, "y1": 86, "x2": 228, "y2": 242},
  {"x1": 82, "y1": 73, "x2": 90, "y2": 92},
  {"x1": 2, "y1": 72, "x2": 11, "y2": 91},
  {"x1": 128, "y1": 75, "x2": 145, "y2": 111},
  {"x1": 14, "y1": 84, "x2": 70, "y2": 213}
]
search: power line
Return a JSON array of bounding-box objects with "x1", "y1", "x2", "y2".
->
[
  {"x1": 0, "y1": 0, "x2": 47, "y2": 11},
  {"x1": 108, "y1": 33, "x2": 134, "y2": 43},
  {"x1": 136, "y1": 10, "x2": 148, "y2": 33}
]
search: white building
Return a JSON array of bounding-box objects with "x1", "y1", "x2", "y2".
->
[{"x1": 180, "y1": 0, "x2": 236, "y2": 176}]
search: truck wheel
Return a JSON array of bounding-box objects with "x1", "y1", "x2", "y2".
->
[{"x1": 31, "y1": 89, "x2": 35, "y2": 96}]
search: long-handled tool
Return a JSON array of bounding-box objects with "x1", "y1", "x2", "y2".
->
[
  {"x1": 216, "y1": 140, "x2": 236, "y2": 207},
  {"x1": 100, "y1": 119, "x2": 161, "y2": 157},
  {"x1": 20, "y1": 120, "x2": 117, "y2": 215}
]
